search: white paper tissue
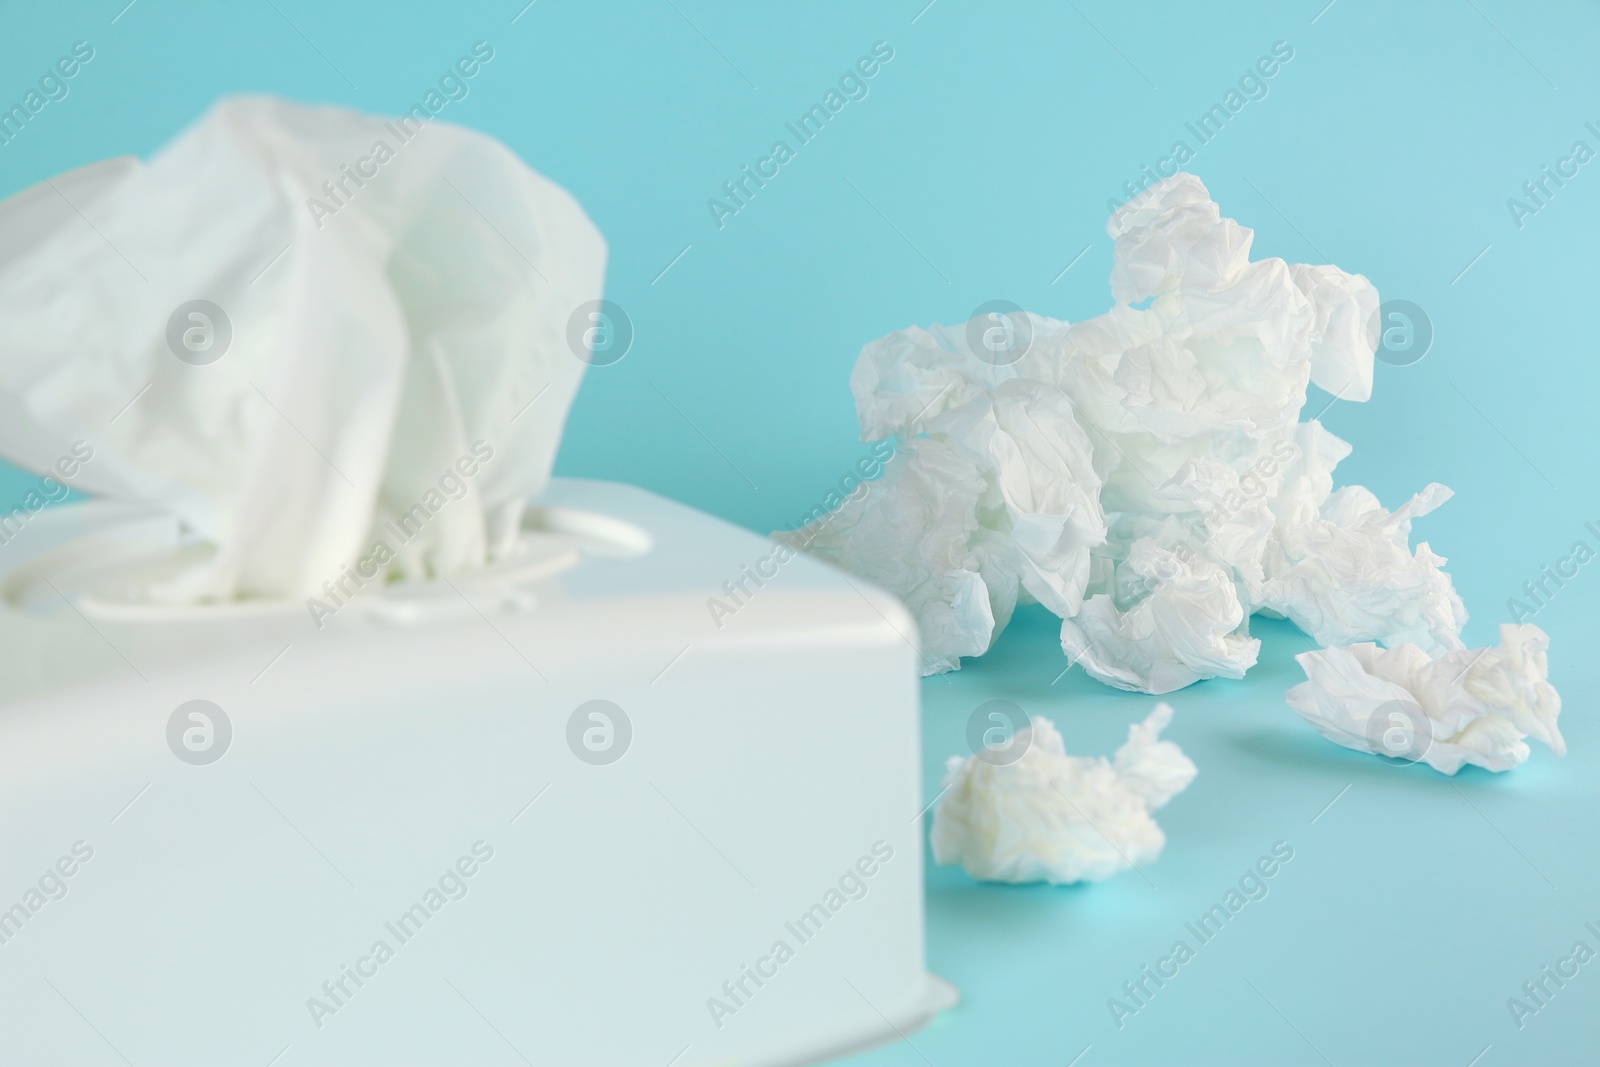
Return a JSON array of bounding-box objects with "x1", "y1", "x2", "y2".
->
[
  {"x1": 931, "y1": 704, "x2": 1195, "y2": 884},
  {"x1": 1060, "y1": 540, "x2": 1260, "y2": 693},
  {"x1": 0, "y1": 96, "x2": 605, "y2": 604},
  {"x1": 783, "y1": 174, "x2": 1467, "y2": 691},
  {"x1": 1286, "y1": 623, "x2": 1563, "y2": 774}
]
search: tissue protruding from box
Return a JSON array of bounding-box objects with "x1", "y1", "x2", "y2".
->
[{"x1": 0, "y1": 96, "x2": 606, "y2": 604}]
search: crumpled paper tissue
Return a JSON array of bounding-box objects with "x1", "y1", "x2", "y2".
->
[
  {"x1": 780, "y1": 174, "x2": 1466, "y2": 692},
  {"x1": 1286, "y1": 623, "x2": 1563, "y2": 773},
  {"x1": 931, "y1": 704, "x2": 1195, "y2": 884},
  {"x1": 0, "y1": 96, "x2": 605, "y2": 603}
]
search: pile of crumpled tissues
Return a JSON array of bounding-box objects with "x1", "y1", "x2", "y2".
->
[
  {"x1": 779, "y1": 174, "x2": 1470, "y2": 694},
  {"x1": 932, "y1": 704, "x2": 1195, "y2": 884},
  {"x1": 790, "y1": 173, "x2": 1564, "y2": 885}
]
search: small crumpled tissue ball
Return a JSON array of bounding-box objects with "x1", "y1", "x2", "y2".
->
[
  {"x1": 931, "y1": 704, "x2": 1196, "y2": 885},
  {"x1": 1285, "y1": 623, "x2": 1563, "y2": 774}
]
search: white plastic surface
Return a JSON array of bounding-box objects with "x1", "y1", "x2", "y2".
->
[{"x1": 0, "y1": 479, "x2": 955, "y2": 1066}]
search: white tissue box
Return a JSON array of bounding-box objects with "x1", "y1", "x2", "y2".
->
[{"x1": 0, "y1": 478, "x2": 954, "y2": 1066}]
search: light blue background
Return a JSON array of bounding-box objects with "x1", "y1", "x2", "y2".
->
[{"x1": 3, "y1": 2, "x2": 1597, "y2": 1064}]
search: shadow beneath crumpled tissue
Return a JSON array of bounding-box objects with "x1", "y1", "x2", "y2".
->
[
  {"x1": 1229, "y1": 724, "x2": 1510, "y2": 790},
  {"x1": 1228, "y1": 725, "x2": 1372, "y2": 772},
  {"x1": 923, "y1": 870, "x2": 1098, "y2": 937}
]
